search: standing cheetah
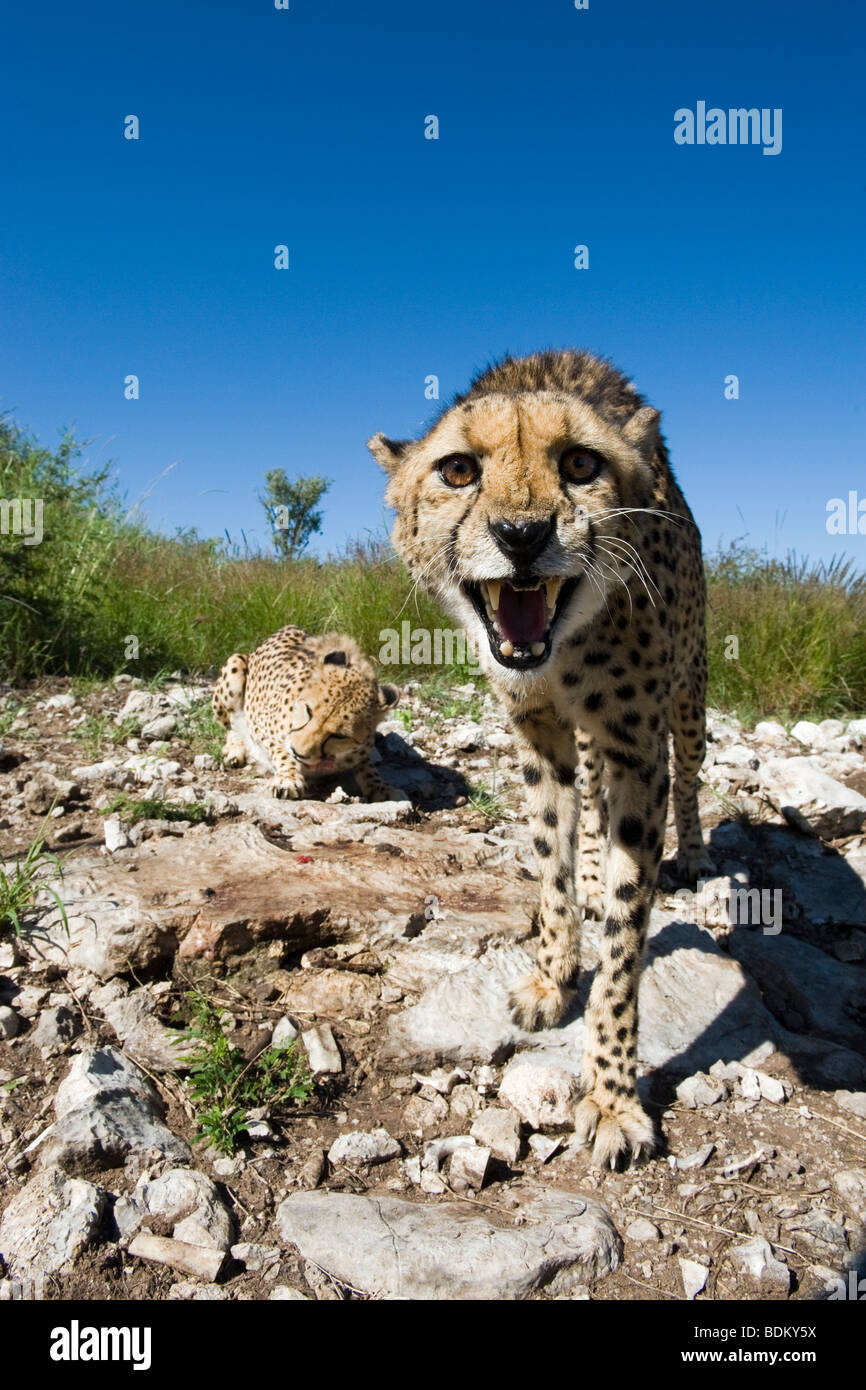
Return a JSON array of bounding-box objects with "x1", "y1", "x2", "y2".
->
[
  {"x1": 369, "y1": 349, "x2": 712, "y2": 1166},
  {"x1": 213, "y1": 626, "x2": 399, "y2": 801}
]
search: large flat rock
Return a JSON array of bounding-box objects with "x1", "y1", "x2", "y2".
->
[{"x1": 276, "y1": 1189, "x2": 621, "y2": 1299}]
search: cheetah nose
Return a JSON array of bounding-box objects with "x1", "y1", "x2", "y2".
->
[{"x1": 488, "y1": 516, "x2": 554, "y2": 563}]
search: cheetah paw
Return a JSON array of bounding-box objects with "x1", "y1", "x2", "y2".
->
[
  {"x1": 573, "y1": 1088, "x2": 655, "y2": 1169},
  {"x1": 509, "y1": 971, "x2": 573, "y2": 1031},
  {"x1": 676, "y1": 849, "x2": 715, "y2": 884},
  {"x1": 576, "y1": 885, "x2": 605, "y2": 920},
  {"x1": 270, "y1": 780, "x2": 303, "y2": 799}
]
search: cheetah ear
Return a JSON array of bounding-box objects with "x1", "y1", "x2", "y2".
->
[
  {"x1": 367, "y1": 433, "x2": 411, "y2": 475},
  {"x1": 377, "y1": 683, "x2": 399, "y2": 709},
  {"x1": 622, "y1": 406, "x2": 660, "y2": 451},
  {"x1": 323, "y1": 650, "x2": 347, "y2": 667}
]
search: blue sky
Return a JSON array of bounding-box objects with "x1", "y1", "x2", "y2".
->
[{"x1": 2, "y1": 0, "x2": 863, "y2": 563}]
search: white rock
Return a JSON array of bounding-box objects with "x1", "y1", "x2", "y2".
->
[
  {"x1": 194, "y1": 754, "x2": 218, "y2": 771},
  {"x1": 103, "y1": 816, "x2": 131, "y2": 853},
  {"x1": 625, "y1": 1217, "x2": 660, "y2": 1241},
  {"x1": 301, "y1": 1024, "x2": 342, "y2": 1075},
  {"x1": 847, "y1": 718, "x2": 866, "y2": 742},
  {"x1": 790, "y1": 720, "x2": 823, "y2": 747},
  {"x1": 713, "y1": 743, "x2": 758, "y2": 768},
  {"x1": 835, "y1": 1090, "x2": 866, "y2": 1119},
  {"x1": 679, "y1": 1257, "x2": 709, "y2": 1299},
  {"x1": 0, "y1": 1167, "x2": 105, "y2": 1276},
  {"x1": 449, "y1": 722, "x2": 486, "y2": 751},
  {"x1": 470, "y1": 1107, "x2": 522, "y2": 1164},
  {"x1": 272, "y1": 1016, "x2": 299, "y2": 1049},
  {"x1": 527, "y1": 1133, "x2": 563, "y2": 1163},
  {"x1": 327, "y1": 1129, "x2": 401, "y2": 1167},
  {"x1": 43, "y1": 1045, "x2": 190, "y2": 1170},
  {"x1": 276, "y1": 1189, "x2": 621, "y2": 1299},
  {"x1": 133, "y1": 1167, "x2": 234, "y2": 1252},
  {"x1": 499, "y1": 1057, "x2": 580, "y2": 1131},
  {"x1": 831, "y1": 1168, "x2": 866, "y2": 1221},
  {"x1": 269, "y1": 1285, "x2": 310, "y2": 1300},
  {"x1": 759, "y1": 757, "x2": 866, "y2": 837},
  {"x1": 70, "y1": 760, "x2": 120, "y2": 783},
  {"x1": 45, "y1": 693, "x2": 78, "y2": 710},
  {"x1": 422, "y1": 1135, "x2": 476, "y2": 1172},
  {"x1": 676, "y1": 1073, "x2": 727, "y2": 1109},
  {"x1": 729, "y1": 1237, "x2": 790, "y2": 1291},
  {"x1": 141, "y1": 714, "x2": 178, "y2": 741},
  {"x1": 756, "y1": 1072, "x2": 788, "y2": 1104},
  {"x1": 230, "y1": 1242, "x2": 281, "y2": 1272},
  {"x1": 753, "y1": 720, "x2": 788, "y2": 746},
  {"x1": 449, "y1": 1145, "x2": 490, "y2": 1191}
]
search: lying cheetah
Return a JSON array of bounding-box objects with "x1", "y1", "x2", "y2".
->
[
  {"x1": 369, "y1": 349, "x2": 712, "y2": 1166},
  {"x1": 213, "y1": 626, "x2": 399, "y2": 800}
]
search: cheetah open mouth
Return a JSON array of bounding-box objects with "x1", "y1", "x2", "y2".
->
[{"x1": 465, "y1": 577, "x2": 581, "y2": 669}]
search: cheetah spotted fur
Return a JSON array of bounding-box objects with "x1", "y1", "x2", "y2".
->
[
  {"x1": 212, "y1": 626, "x2": 399, "y2": 801},
  {"x1": 369, "y1": 349, "x2": 713, "y2": 1167}
]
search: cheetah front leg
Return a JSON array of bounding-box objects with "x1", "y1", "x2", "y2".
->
[
  {"x1": 268, "y1": 747, "x2": 308, "y2": 799},
  {"x1": 212, "y1": 654, "x2": 249, "y2": 768},
  {"x1": 576, "y1": 733, "x2": 606, "y2": 920},
  {"x1": 508, "y1": 712, "x2": 581, "y2": 1030},
  {"x1": 353, "y1": 759, "x2": 398, "y2": 802},
  {"x1": 573, "y1": 746, "x2": 669, "y2": 1167}
]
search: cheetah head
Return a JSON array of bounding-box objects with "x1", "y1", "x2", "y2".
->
[
  {"x1": 369, "y1": 366, "x2": 661, "y2": 679},
  {"x1": 287, "y1": 650, "x2": 398, "y2": 775}
]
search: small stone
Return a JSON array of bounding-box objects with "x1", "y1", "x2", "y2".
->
[
  {"x1": 301, "y1": 1023, "x2": 342, "y2": 1075},
  {"x1": 527, "y1": 1133, "x2": 563, "y2": 1163},
  {"x1": 269, "y1": 1286, "x2": 310, "y2": 1300},
  {"x1": 194, "y1": 754, "x2": 218, "y2": 771},
  {"x1": 0, "y1": 1167, "x2": 106, "y2": 1277},
  {"x1": 411, "y1": 1067, "x2": 468, "y2": 1094},
  {"x1": 679, "y1": 1257, "x2": 709, "y2": 1300},
  {"x1": 499, "y1": 1057, "x2": 580, "y2": 1131},
  {"x1": 0, "y1": 1005, "x2": 21, "y2": 1040},
  {"x1": 297, "y1": 1150, "x2": 326, "y2": 1190},
  {"x1": 677, "y1": 1144, "x2": 715, "y2": 1171},
  {"x1": 835, "y1": 1090, "x2": 866, "y2": 1120},
  {"x1": 272, "y1": 1016, "x2": 299, "y2": 1049},
  {"x1": 31, "y1": 1004, "x2": 82, "y2": 1056},
  {"x1": 403, "y1": 1092, "x2": 449, "y2": 1131},
  {"x1": 676, "y1": 1073, "x2": 727, "y2": 1109},
  {"x1": 626, "y1": 1218, "x2": 661, "y2": 1242},
  {"x1": 449, "y1": 1084, "x2": 483, "y2": 1120},
  {"x1": 449, "y1": 1145, "x2": 490, "y2": 1192},
  {"x1": 230, "y1": 1242, "x2": 281, "y2": 1272},
  {"x1": 327, "y1": 1129, "x2": 401, "y2": 1167},
  {"x1": 729, "y1": 1236, "x2": 790, "y2": 1293},
  {"x1": 141, "y1": 715, "x2": 178, "y2": 741},
  {"x1": 470, "y1": 1107, "x2": 522, "y2": 1164},
  {"x1": 756, "y1": 1072, "x2": 788, "y2": 1104},
  {"x1": 103, "y1": 816, "x2": 130, "y2": 853},
  {"x1": 831, "y1": 1169, "x2": 866, "y2": 1221},
  {"x1": 448, "y1": 722, "x2": 486, "y2": 751}
]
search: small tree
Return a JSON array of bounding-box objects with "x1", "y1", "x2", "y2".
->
[{"x1": 260, "y1": 470, "x2": 331, "y2": 559}]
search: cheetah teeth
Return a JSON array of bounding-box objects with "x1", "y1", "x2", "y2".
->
[
  {"x1": 544, "y1": 578, "x2": 562, "y2": 613},
  {"x1": 499, "y1": 639, "x2": 515, "y2": 657},
  {"x1": 484, "y1": 581, "x2": 501, "y2": 612},
  {"x1": 531, "y1": 642, "x2": 546, "y2": 656}
]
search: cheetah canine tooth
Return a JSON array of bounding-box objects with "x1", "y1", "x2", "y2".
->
[
  {"x1": 485, "y1": 581, "x2": 502, "y2": 611},
  {"x1": 544, "y1": 578, "x2": 562, "y2": 609},
  {"x1": 499, "y1": 639, "x2": 514, "y2": 658}
]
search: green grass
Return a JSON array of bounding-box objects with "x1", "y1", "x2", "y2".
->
[
  {"x1": 0, "y1": 819, "x2": 68, "y2": 940},
  {"x1": 101, "y1": 793, "x2": 212, "y2": 826},
  {"x1": 178, "y1": 990, "x2": 314, "y2": 1155},
  {"x1": 178, "y1": 699, "x2": 225, "y2": 762},
  {"x1": 3, "y1": 416, "x2": 866, "y2": 722}
]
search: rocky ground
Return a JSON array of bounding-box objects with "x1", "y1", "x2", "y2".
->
[{"x1": 0, "y1": 673, "x2": 865, "y2": 1302}]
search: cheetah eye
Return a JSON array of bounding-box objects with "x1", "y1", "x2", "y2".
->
[
  {"x1": 437, "y1": 455, "x2": 480, "y2": 489},
  {"x1": 560, "y1": 447, "x2": 603, "y2": 486}
]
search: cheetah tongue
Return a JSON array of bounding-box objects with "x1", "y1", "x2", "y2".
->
[
  {"x1": 308, "y1": 758, "x2": 336, "y2": 773},
  {"x1": 496, "y1": 585, "x2": 547, "y2": 645}
]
